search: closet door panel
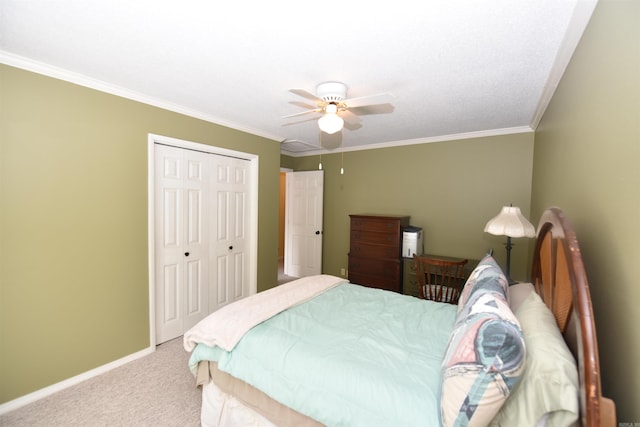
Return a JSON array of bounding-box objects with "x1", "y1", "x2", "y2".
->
[
  {"x1": 181, "y1": 150, "x2": 209, "y2": 332},
  {"x1": 155, "y1": 144, "x2": 210, "y2": 342},
  {"x1": 210, "y1": 157, "x2": 250, "y2": 311}
]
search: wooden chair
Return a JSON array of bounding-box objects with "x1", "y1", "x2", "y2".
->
[{"x1": 413, "y1": 255, "x2": 468, "y2": 304}]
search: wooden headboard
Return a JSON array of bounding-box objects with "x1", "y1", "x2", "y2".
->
[{"x1": 530, "y1": 208, "x2": 616, "y2": 427}]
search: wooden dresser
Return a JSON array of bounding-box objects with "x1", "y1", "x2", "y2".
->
[{"x1": 348, "y1": 214, "x2": 410, "y2": 293}]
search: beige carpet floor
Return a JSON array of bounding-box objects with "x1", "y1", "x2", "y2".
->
[
  {"x1": 277, "y1": 257, "x2": 298, "y2": 285},
  {"x1": 1, "y1": 337, "x2": 201, "y2": 426}
]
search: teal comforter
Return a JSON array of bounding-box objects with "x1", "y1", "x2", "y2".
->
[{"x1": 189, "y1": 283, "x2": 457, "y2": 427}]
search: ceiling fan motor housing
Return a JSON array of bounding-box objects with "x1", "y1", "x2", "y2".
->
[{"x1": 316, "y1": 81, "x2": 347, "y2": 103}]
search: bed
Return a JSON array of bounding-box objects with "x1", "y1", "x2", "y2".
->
[{"x1": 184, "y1": 207, "x2": 616, "y2": 427}]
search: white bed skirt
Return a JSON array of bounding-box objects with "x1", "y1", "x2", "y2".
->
[{"x1": 201, "y1": 381, "x2": 277, "y2": 427}]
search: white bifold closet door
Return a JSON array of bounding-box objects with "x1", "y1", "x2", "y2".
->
[{"x1": 154, "y1": 144, "x2": 250, "y2": 344}]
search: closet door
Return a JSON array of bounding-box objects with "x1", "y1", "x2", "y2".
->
[
  {"x1": 210, "y1": 156, "x2": 251, "y2": 310},
  {"x1": 155, "y1": 144, "x2": 210, "y2": 343}
]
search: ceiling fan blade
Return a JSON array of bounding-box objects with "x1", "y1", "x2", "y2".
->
[
  {"x1": 340, "y1": 110, "x2": 363, "y2": 131},
  {"x1": 289, "y1": 101, "x2": 318, "y2": 110},
  {"x1": 282, "y1": 108, "x2": 322, "y2": 119},
  {"x1": 289, "y1": 88, "x2": 323, "y2": 103},
  {"x1": 342, "y1": 92, "x2": 394, "y2": 108},
  {"x1": 348, "y1": 103, "x2": 395, "y2": 116}
]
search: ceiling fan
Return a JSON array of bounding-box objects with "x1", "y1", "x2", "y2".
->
[{"x1": 283, "y1": 82, "x2": 394, "y2": 135}]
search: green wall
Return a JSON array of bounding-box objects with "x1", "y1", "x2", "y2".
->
[
  {"x1": 289, "y1": 132, "x2": 535, "y2": 282},
  {"x1": 0, "y1": 65, "x2": 281, "y2": 403},
  {"x1": 530, "y1": 0, "x2": 639, "y2": 422},
  {"x1": 279, "y1": 154, "x2": 295, "y2": 170}
]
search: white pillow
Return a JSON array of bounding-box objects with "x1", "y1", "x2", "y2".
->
[
  {"x1": 508, "y1": 282, "x2": 534, "y2": 312},
  {"x1": 488, "y1": 290, "x2": 579, "y2": 427}
]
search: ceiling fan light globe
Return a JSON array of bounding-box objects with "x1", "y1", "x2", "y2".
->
[{"x1": 318, "y1": 114, "x2": 344, "y2": 134}]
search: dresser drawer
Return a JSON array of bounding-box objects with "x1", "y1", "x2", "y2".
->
[
  {"x1": 348, "y1": 255, "x2": 400, "y2": 280},
  {"x1": 350, "y1": 216, "x2": 408, "y2": 234},
  {"x1": 349, "y1": 240, "x2": 400, "y2": 259},
  {"x1": 350, "y1": 229, "x2": 401, "y2": 247}
]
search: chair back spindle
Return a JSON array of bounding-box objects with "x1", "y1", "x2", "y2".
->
[{"x1": 413, "y1": 255, "x2": 468, "y2": 304}]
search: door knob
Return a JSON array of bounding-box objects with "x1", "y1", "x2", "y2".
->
[
  {"x1": 315, "y1": 230, "x2": 320, "y2": 235},
  {"x1": 228, "y1": 246, "x2": 233, "y2": 251},
  {"x1": 184, "y1": 252, "x2": 190, "y2": 257}
]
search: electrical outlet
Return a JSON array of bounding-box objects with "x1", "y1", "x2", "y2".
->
[{"x1": 340, "y1": 268, "x2": 346, "y2": 276}]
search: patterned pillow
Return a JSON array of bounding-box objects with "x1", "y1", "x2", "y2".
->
[
  {"x1": 440, "y1": 258, "x2": 526, "y2": 427},
  {"x1": 457, "y1": 254, "x2": 509, "y2": 313}
]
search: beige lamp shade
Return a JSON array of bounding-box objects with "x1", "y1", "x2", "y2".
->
[{"x1": 484, "y1": 206, "x2": 536, "y2": 238}]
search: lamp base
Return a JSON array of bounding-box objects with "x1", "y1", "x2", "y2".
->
[{"x1": 504, "y1": 236, "x2": 516, "y2": 285}]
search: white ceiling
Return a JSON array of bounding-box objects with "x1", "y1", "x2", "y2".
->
[{"x1": 0, "y1": 0, "x2": 597, "y2": 156}]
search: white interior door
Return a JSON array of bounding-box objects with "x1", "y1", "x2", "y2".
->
[
  {"x1": 284, "y1": 170, "x2": 324, "y2": 278},
  {"x1": 210, "y1": 156, "x2": 251, "y2": 310},
  {"x1": 154, "y1": 144, "x2": 209, "y2": 343}
]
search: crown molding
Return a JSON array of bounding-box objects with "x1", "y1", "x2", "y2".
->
[
  {"x1": 0, "y1": 51, "x2": 282, "y2": 143},
  {"x1": 281, "y1": 126, "x2": 534, "y2": 157}
]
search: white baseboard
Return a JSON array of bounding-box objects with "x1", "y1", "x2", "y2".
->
[{"x1": 0, "y1": 345, "x2": 155, "y2": 415}]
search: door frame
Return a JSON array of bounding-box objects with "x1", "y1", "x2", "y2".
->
[{"x1": 147, "y1": 133, "x2": 259, "y2": 347}]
